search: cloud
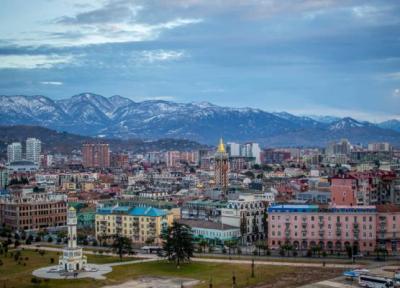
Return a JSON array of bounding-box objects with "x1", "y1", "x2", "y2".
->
[
  {"x1": 8, "y1": 17, "x2": 202, "y2": 48},
  {"x1": 288, "y1": 105, "x2": 400, "y2": 123},
  {"x1": 385, "y1": 72, "x2": 400, "y2": 80},
  {"x1": 0, "y1": 54, "x2": 76, "y2": 69},
  {"x1": 393, "y1": 88, "x2": 400, "y2": 98},
  {"x1": 139, "y1": 49, "x2": 186, "y2": 63},
  {"x1": 56, "y1": 1, "x2": 143, "y2": 25},
  {"x1": 136, "y1": 96, "x2": 176, "y2": 101},
  {"x1": 40, "y1": 81, "x2": 63, "y2": 85}
]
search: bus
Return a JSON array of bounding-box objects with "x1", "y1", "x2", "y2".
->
[{"x1": 359, "y1": 275, "x2": 394, "y2": 288}]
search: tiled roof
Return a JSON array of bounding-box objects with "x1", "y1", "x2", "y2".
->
[
  {"x1": 96, "y1": 205, "x2": 167, "y2": 217},
  {"x1": 376, "y1": 204, "x2": 400, "y2": 213}
]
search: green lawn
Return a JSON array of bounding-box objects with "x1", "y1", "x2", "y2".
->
[
  {"x1": 195, "y1": 253, "x2": 366, "y2": 265},
  {"x1": 0, "y1": 249, "x2": 344, "y2": 288}
]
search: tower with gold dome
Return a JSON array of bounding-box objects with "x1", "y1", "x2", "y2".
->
[{"x1": 214, "y1": 138, "x2": 229, "y2": 196}]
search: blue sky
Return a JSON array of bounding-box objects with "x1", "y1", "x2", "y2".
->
[{"x1": 0, "y1": 0, "x2": 399, "y2": 122}]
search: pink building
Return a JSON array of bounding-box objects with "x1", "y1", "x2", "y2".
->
[
  {"x1": 330, "y1": 175, "x2": 357, "y2": 206},
  {"x1": 376, "y1": 204, "x2": 400, "y2": 254},
  {"x1": 331, "y1": 171, "x2": 397, "y2": 206},
  {"x1": 268, "y1": 204, "x2": 377, "y2": 253}
]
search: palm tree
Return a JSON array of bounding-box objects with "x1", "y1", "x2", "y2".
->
[
  {"x1": 225, "y1": 239, "x2": 238, "y2": 256},
  {"x1": 198, "y1": 239, "x2": 208, "y2": 253},
  {"x1": 161, "y1": 221, "x2": 194, "y2": 268}
]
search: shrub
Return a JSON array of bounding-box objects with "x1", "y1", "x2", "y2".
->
[{"x1": 31, "y1": 277, "x2": 41, "y2": 285}]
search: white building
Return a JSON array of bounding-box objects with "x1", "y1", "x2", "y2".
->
[
  {"x1": 59, "y1": 207, "x2": 87, "y2": 272},
  {"x1": 227, "y1": 142, "x2": 241, "y2": 157},
  {"x1": 26, "y1": 138, "x2": 41, "y2": 164},
  {"x1": 368, "y1": 142, "x2": 391, "y2": 152},
  {"x1": 241, "y1": 143, "x2": 261, "y2": 164},
  {"x1": 7, "y1": 142, "x2": 22, "y2": 163},
  {"x1": 220, "y1": 195, "x2": 265, "y2": 243}
]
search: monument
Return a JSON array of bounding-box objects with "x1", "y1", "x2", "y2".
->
[
  {"x1": 58, "y1": 206, "x2": 87, "y2": 272},
  {"x1": 33, "y1": 206, "x2": 112, "y2": 280}
]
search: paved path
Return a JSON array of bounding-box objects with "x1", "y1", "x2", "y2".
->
[
  {"x1": 192, "y1": 257, "x2": 358, "y2": 269},
  {"x1": 20, "y1": 244, "x2": 157, "y2": 259}
]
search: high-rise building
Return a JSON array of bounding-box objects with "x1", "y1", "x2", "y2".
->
[
  {"x1": 26, "y1": 138, "x2": 41, "y2": 164},
  {"x1": 326, "y1": 139, "x2": 351, "y2": 156},
  {"x1": 214, "y1": 138, "x2": 229, "y2": 195},
  {"x1": 7, "y1": 142, "x2": 22, "y2": 163},
  {"x1": 165, "y1": 151, "x2": 181, "y2": 167},
  {"x1": 227, "y1": 142, "x2": 241, "y2": 157},
  {"x1": 241, "y1": 142, "x2": 261, "y2": 164},
  {"x1": 368, "y1": 142, "x2": 391, "y2": 152},
  {"x1": 82, "y1": 143, "x2": 110, "y2": 168},
  {"x1": 0, "y1": 168, "x2": 8, "y2": 190}
]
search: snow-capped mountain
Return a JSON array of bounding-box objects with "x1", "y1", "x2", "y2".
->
[
  {"x1": 1, "y1": 93, "x2": 400, "y2": 146},
  {"x1": 328, "y1": 117, "x2": 370, "y2": 131},
  {"x1": 379, "y1": 119, "x2": 400, "y2": 133}
]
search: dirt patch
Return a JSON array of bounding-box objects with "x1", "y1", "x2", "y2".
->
[
  {"x1": 254, "y1": 268, "x2": 345, "y2": 288},
  {"x1": 102, "y1": 276, "x2": 200, "y2": 288}
]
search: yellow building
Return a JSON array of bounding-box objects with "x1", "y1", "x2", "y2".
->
[
  {"x1": 62, "y1": 182, "x2": 76, "y2": 191},
  {"x1": 81, "y1": 182, "x2": 94, "y2": 192},
  {"x1": 95, "y1": 206, "x2": 174, "y2": 245}
]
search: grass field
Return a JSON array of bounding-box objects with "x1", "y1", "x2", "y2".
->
[
  {"x1": 194, "y1": 253, "x2": 367, "y2": 265},
  {"x1": 0, "y1": 249, "x2": 344, "y2": 288}
]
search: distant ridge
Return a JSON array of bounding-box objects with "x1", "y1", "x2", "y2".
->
[
  {"x1": 1, "y1": 93, "x2": 400, "y2": 146},
  {"x1": 0, "y1": 125, "x2": 206, "y2": 157}
]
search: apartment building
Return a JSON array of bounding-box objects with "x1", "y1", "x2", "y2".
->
[
  {"x1": 95, "y1": 206, "x2": 174, "y2": 244},
  {"x1": 268, "y1": 204, "x2": 377, "y2": 253},
  {"x1": 0, "y1": 186, "x2": 67, "y2": 230}
]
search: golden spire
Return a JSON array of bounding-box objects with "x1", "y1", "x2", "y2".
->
[{"x1": 217, "y1": 138, "x2": 226, "y2": 153}]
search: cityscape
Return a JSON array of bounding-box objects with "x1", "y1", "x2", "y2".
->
[{"x1": 1, "y1": 1, "x2": 400, "y2": 288}]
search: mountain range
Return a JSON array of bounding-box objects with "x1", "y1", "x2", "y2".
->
[
  {"x1": 1, "y1": 93, "x2": 400, "y2": 147},
  {"x1": 0, "y1": 125, "x2": 205, "y2": 157}
]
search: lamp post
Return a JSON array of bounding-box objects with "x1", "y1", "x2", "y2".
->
[{"x1": 251, "y1": 258, "x2": 255, "y2": 278}]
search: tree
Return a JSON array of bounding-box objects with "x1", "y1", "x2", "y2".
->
[
  {"x1": 225, "y1": 239, "x2": 238, "y2": 256},
  {"x1": 240, "y1": 214, "x2": 247, "y2": 245},
  {"x1": 145, "y1": 237, "x2": 155, "y2": 246},
  {"x1": 161, "y1": 221, "x2": 194, "y2": 268},
  {"x1": 198, "y1": 239, "x2": 208, "y2": 253},
  {"x1": 112, "y1": 235, "x2": 132, "y2": 260}
]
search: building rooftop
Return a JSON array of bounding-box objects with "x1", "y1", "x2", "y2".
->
[
  {"x1": 97, "y1": 205, "x2": 168, "y2": 217},
  {"x1": 268, "y1": 204, "x2": 377, "y2": 213},
  {"x1": 179, "y1": 219, "x2": 238, "y2": 231}
]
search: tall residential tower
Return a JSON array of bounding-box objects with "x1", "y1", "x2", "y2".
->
[{"x1": 26, "y1": 138, "x2": 41, "y2": 164}]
